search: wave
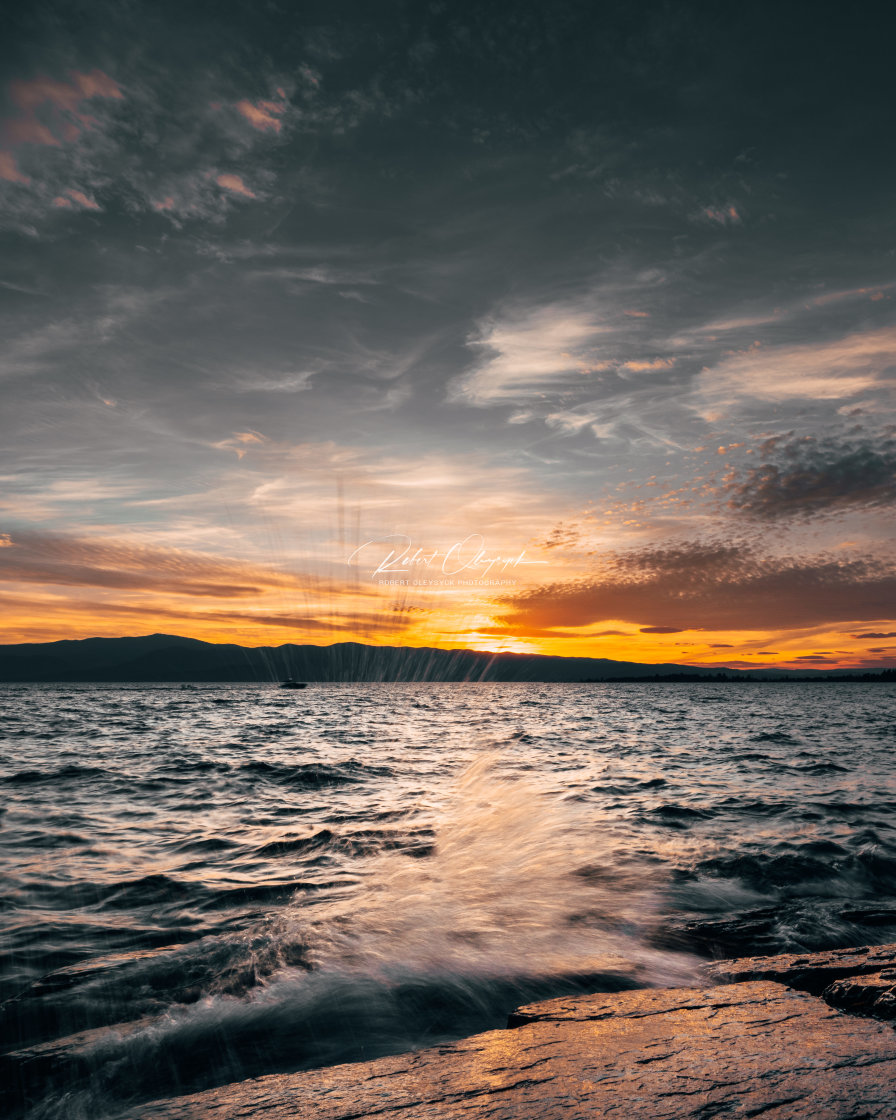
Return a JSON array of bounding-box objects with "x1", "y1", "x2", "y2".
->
[
  {"x1": 3, "y1": 766, "x2": 109, "y2": 785},
  {"x1": 691, "y1": 839, "x2": 896, "y2": 895},
  {"x1": 237, "y1": 759, "x2": 391, "y2": 787},
  {"x1": 750, "y1": 730, "x2": 800, "y2": 744},
  {"x1": 642, "y1": 804, "x2": 713, "y2": 825}
]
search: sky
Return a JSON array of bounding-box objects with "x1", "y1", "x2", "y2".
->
[{"x1": 1, "y1": 0, "x2": 894, "y2": 670}]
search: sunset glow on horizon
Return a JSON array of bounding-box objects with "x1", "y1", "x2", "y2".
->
[{"x1": 2, "y1": 509, "x2": 893, "y2": 671}]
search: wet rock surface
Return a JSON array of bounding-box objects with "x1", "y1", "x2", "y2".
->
[
  {"x1": 5, "y1": 944, "x2": 895, "y2": 1118},
  {"x1": 1, "y1": 964, "x2": 649, "y2": 1115},
  {"x1": 116, "y1": 976, "x2": 896, "y2": 1120},
  {"x1": 823, "y1": 969, "x2": 896, "y2": 1020},
  {"x1": 708, "y1": 943, "x2": 896, "y2": 1024},
  {"x1": 707, "y1": 942, "x2": 896, "y2": 991}
]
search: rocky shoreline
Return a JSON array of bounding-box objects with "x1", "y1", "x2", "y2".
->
[
  {"x1": 6, "y1": 943, "x2": 895, "y2": 1118},
  {"x1": 101, "y1": 943, "x2": 896, "y2": 1119}
]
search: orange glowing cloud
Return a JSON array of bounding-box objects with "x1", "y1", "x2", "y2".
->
[
  {"x1": 216, "y1": 173, "x2": 256, "y2": 199},
  {"x1": 702, "y1": 205, "x2": 742, "y2": 225},
  {"x1": 621, "y1": 358, "x2": 675, "y2": 372},
  {"x1": 215, "y1": 430, "x2": 268, "y2": 458},
  {"x1": 3, "y1": 69, "x2": 122, "y2": 148},
  {"x1": 1, "y1": 69, "x2": 122, "y2": 194},
  {"x1": 4, "y1": 116, "x2": 59, "y2": 147},
  {"x1": 9, "y1": 70, "x2": 122, "y2": 113},
  {"x1": 235, "y1": 97, "x2": 286, "y2": 132},
  {"x1": 52, "y1": 188, "x2": 101, "y2": 211},
  {"x1": 0, "y1": 528, "x2": 439, "y2": 647},
  {"x1": 0, "y1": 150, "x2": 30, "y2": 183}
]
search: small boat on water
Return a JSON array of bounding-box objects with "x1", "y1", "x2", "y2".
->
[{"x1": 280, "y1": 679, "x2": 307, "y2": 689}]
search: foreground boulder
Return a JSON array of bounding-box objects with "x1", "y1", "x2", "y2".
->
[
  {"x1": 118, "y1": 976, "x2": 896, "y2": 1119},
  {"x1": 709, "y1": 942, "x2": 896, "y2": 1021},
  {"x1": 707, "y1": 942, "x2": 896, "y2": 994}
]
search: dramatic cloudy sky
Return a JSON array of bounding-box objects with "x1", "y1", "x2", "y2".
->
[{"x1": 1, "y1": 0, "x2": 894, "y2": 668}]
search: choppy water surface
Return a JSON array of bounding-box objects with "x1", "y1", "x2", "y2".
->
[{"x1": 1, "y1": 681, "x2": 894, "y2": 1117}]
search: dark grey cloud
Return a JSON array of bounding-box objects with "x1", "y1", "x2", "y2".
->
[
  {"x1": 499, "y1": 542, "x2": 896, "y2": 633},
  {"x1": 721, "y1": 432, "x2": 896, "y2": 519}
]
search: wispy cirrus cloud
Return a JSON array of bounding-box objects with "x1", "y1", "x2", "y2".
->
[
  {"x1": 448, "y1": 283, "x2": 685, "y2": 413},
  {"x1": 694, "y1": 326, "x2": 896, "y2": 411},
  {"x1": 451, "y1": 280, "x2": 896, "y2": 435},
  {"x1": 0, "y1": 529, "x2": 390, "y2": 604},
  {"x1": 449, "y1": 303, "x2": 611, "y2": 405},
  {"x1": 0, "y1": 285, "x2": 173, "y2": 384},
  {"x1": 0, "y1": 531, "x2": 267, "y2": 597}
]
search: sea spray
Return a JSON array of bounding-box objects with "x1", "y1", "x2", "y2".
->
[
  {"x1": 301, "y1": 751, "x2": 699, "y2": 985},
  {"x1": 7, "y1": 752, "x2": 700, "y2": 1119}
]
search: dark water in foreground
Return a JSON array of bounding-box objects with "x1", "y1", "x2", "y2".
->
[{"x1": 1, "y1": 681, "x2": 894, "y2": 1117}]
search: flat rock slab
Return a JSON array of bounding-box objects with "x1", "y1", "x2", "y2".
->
[{"x1": 119, "y1": 981, "x2": 896, "y2": 1119}]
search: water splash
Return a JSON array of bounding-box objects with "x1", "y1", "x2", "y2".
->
[
  {"x1": 7, "y1": 752, "x2": 709, "y2": 1119},
  {"x1": 299, "y1": 751, "x2": 699, "y2": 985}
]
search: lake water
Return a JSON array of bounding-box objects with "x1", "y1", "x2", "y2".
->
[{"x1": 1, "y1": 681, "x2": 894, "y2": 1117}]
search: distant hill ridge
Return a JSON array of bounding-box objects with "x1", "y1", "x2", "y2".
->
[{"x1": 0, "y1": 634, "x2": 892, "y2": 682}]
